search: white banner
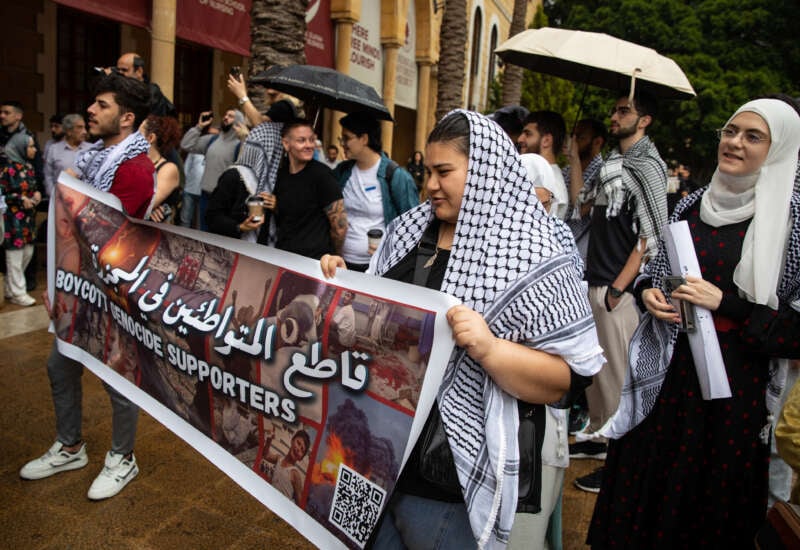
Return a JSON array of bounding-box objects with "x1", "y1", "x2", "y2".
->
[{"x1": 49, "y1": 173, "x2": 458, "y2": 549}]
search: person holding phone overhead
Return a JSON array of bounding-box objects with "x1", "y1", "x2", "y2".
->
[
  {"x1": 588, "y1": 97, "x2": 800, "y2": 548},
  {"x1": 180, "y1": 106, "x2": 246, "y2": 230}
]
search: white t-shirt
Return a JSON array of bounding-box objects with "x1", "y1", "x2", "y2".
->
[{"x1": 341, "y1": 161, "x2": 385, "y2": 265}]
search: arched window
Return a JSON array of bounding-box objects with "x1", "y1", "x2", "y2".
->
[
  {"x1": 467, "y1": 7, "x2": 483, "y2": 110},
  {"x1": 487, "y1": 25, "x2": 499, "y2": 99}
]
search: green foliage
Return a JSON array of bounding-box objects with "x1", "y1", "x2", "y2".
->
[{"x1": 540, "y1": 0, "x2": 800, "y2": 180}]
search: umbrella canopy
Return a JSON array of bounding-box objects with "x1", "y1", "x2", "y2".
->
[
  {"x1": 495, "y1": 27, "x2": 695, "y2": 100},
  {"x1": 260, "y1": 65, "x2": 393, "y2": 121}
]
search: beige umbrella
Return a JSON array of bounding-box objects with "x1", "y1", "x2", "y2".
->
[{"x1": 495, "y1": 27, "x2": 695, "y2": 100}]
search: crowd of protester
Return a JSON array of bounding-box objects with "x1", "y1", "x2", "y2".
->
[{"x1": 3, "y1": 48, "x2": 800, "y2": 550}]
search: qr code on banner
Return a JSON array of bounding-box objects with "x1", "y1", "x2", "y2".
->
[{"x1": 330, "y1": 463, "x2": 387, "y2": 548}]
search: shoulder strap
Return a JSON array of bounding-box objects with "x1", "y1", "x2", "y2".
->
[
  {"x1": 384, "y1": 159, "x2": 400, "y2": 213},
  {"x1": 413, "y1": 220, "x2": 440, "y2": 287},
  {"x1": 205, "y1": 134, "x2": 219, "y2": 154}
]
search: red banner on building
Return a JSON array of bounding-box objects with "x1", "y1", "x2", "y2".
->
[
  {"x1": 177, "y1": 0, "x2": 253, "y2": 57},
  {"x1": 305, "y1": 0, "x2": 334, "y2": 68},
  {"x1": 54, "y1": 0, "x2": 148, "y2": 28}
]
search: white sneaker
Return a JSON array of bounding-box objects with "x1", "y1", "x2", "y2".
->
[
  {"x1": 20, "y1": 441, "x2": 88, "y2": 480},
  {"x1": 9, "y1": 294, "x2": 36, "y2": 306},
  {"x1": 87, "y1": 451, "x2": 139, "y2": 500}
]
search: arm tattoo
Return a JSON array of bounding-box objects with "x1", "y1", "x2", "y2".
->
[{"x1": 325, "y1": 199, "x2": 348, "y2": 254}]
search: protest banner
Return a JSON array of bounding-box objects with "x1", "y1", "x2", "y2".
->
[{"x1": 48, "y1": 174, "x2": 458, "y2": 549}]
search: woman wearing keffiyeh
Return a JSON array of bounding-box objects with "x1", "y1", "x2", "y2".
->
[
  {"x1": 589, "y1": 98, "x2": 800, "y2": 548},
  {"x1": 322, "y1": 110, "x2": 603, "y2": 549}
]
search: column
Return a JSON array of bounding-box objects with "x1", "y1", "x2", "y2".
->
[
  {"x1": 414, "y1": 60, "x2": 433, "y2": 152},
  {"x1": 381, "y1": 43, "x2": 400, "y2": 156},
  {"x1": 151, "y1": 0, "x2": 177, "y2": 100}
]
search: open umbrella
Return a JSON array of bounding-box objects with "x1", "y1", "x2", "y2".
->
[
  {"x1": 495, "y1": 27, "x2": 695, "y2": 100},
  {"x1": 259, "y1": 65, "x2": 393, "y2": 121}
]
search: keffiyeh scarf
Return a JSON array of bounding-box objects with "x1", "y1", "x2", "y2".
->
[
  {"x1": 603, "y1": 100, "x2": 800, "y2": 439},
  {"x1": 74, "y1": 131, "x2": 150, "y2": 191},
  {"x1": 598, "y1": 135, "x2": 668, "y2": 258},
  {"x1": 602, "y1": 187, "x2": 800, "y2": 439},
  {"x1": 370, "y1": 110, "x2": 604, "y2": 548},
  {"x1": 237, "y1": 121, "x2": 284, "y2": 244}
]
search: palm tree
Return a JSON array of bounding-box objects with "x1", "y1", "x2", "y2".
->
[
  {"x1": 435, "y1": 0, "x2": 468, "y2": 120},
  {"x1": 247, "y1": 0, "x2": 308, "y2": 111},
  {"x1": 501, "y1": 0, "x2": 528, "y2": 106}
]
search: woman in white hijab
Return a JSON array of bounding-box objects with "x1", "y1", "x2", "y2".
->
[{"x1": 589, "y1": 98, "x2": 800, "y2": 548}]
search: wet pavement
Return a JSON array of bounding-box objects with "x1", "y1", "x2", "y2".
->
[{"x1": 0, "y1": 279, "x2": 599, "y2": 549}]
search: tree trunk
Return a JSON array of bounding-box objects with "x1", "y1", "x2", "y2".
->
[
  {"x1": 501, "y1": 0, "x2": 528, "y2": 106},
  {"x1": 435, "y1": 0, "x2": 468, "y2": 121},
  {"x1": 247, "y1": 0, "x2": 308, "y2": 111}
]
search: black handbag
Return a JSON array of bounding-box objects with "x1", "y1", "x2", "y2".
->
[
  {"x1": 412, "y1": 223, "x2": 544, "y2": 507},
  {"x1": 417, "y1": 400, "x2": 543, "y2": 508}
]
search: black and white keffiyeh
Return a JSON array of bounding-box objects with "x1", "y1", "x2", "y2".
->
[
  {"x1": 236, "y1": 121, "x2": 284, "y2": 244},
  {"x1": 602, "y1": 187, "x2": 800, "y2": 439},
  {"x1": 74, "y1": 131, "x2": 150, "y2": 191},
  {"x1": 598, "y1": 135, "x2": 668, "y2": 258},
  {"x1": 602, "y1": 100, "x2": 800, "y2": 439},
  {"x1": 370, "y1": 110, "x2": 603, "y2": 548}
]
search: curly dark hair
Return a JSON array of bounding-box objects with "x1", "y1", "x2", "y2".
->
[{"x1": 143, "y1": 115, "x2": 181, "y2": 153}]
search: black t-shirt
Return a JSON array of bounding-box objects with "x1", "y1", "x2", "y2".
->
[
  {"x1": 585, "y1": 203, "x2": 638, "y2": 289},
  {"x1": 273, "y1": 159, "x2": 342, "y2": 259},
  {"x1": 382, "y1": 245, "x2": 464, "y2": 502}
]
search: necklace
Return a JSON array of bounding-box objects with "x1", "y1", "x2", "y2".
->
[
  {"x1": 423, "y1": 246, "x2": 442, "y2": 269},
  {"x1": 423, "y1": 225, "x2": 454, "y2": 269}
]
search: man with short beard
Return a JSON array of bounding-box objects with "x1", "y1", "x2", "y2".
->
[
  {"x1": 20, "y1": 72, "x2": 155, "y2": 500},
  {"x1": 43, "y1": 114, "x2": 65, "y2": 162},
  {"x1": 180, "y1": 108, "x2": 246, "y2": 230},
  {"x1": 1, "y1": 101, "x2": 44, "y2": 188},
  {"x1": 571, "y1": 91, "x2": 668, "y2": 494}
]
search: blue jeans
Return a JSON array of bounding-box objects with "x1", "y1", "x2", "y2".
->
[
  {"x1": 180, "y1": 191, "x2": 200, "y2": 228},
  {"x1": 373, "y1": 492, "x2": 477, "y2": 550},
  {"x1": 198, "y1": 191, "x2": 212, "y2": 231}
]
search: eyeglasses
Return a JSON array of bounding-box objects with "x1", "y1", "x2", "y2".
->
[
  {"x1": 338, "y1": 134, "x2": 355, "y2": 145},
  {"x1": 608, "y1": 105, "x2": 637, "y2": 117},
  {"x1": 716, "y1": 127, "x2": 770, "y2": 146}
]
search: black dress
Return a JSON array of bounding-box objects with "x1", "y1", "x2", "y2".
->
[{"x1": 588, "y1": 204, "x2": 800, "y2": 548}]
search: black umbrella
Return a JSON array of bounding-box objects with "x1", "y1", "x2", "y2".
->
[{"x1": 260, "y1": 65, "x2": 393, "y2": 121}]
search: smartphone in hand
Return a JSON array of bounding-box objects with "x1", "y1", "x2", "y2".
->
[
  {"x1": 664, "y1": 275, "x2": 695, "y2": 332},
  {"x1": 230, "y1": 66, "x2": 241, "y2": 78},
  {"x1": 200, "y1": 113, "x2": 213, "y2": 122}
]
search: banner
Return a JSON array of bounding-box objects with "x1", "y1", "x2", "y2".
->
[
  {"x1": 348, "y1": 1, "x2": 383, "y2": 95},
  {"x1": 305, "y1": 0, "x2": 335, "y2": 68},
  {"x1": 176, "y1": 0, "x2": 253, "y2": 57},
  {"x1": 395, "y1": 0, "x2": 418, "y2": 110},
  {"x1": 49, "y1": 174, "x2": 458, "y2": 549},
  {"x1": 53, "y1": 0, "x2": 149, "y2": 28}
]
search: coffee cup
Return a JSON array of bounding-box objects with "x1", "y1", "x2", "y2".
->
[
  {"x1": 247, "y1": 196, "x2": 264, "y2": 222},
  {"x1": 367, "y1": 228, "x2": 383, "y2": 254}
]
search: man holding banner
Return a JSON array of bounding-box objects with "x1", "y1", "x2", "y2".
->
[{"x1": 20, "y1": 73, "x2": 155, "y2": 500}]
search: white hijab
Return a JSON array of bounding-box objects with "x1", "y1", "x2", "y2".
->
[
  {"x1": 520, "y1": 153, "x2": 560, "y2": 215},
  {"x1": 700, "y1": 99, "x2": 800, "y2": 309}
]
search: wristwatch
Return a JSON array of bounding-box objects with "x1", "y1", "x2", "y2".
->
[
  {"x1": 608, "y1": 286, "x2": 624, "y2": 298},
  {"x1": 238, "y1": 95, "x2": 250, "y2": 106}
]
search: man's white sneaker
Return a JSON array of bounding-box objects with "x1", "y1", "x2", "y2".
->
[
  {"x1": 20, "y1": 441, "x2": 88, "y2": 480},
  {"x1": 87, "y1": 451, "x2": 139, "y2": 500},
  {"x1": 9, "y1": 294, "x2": 36, "y2": 306}
]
